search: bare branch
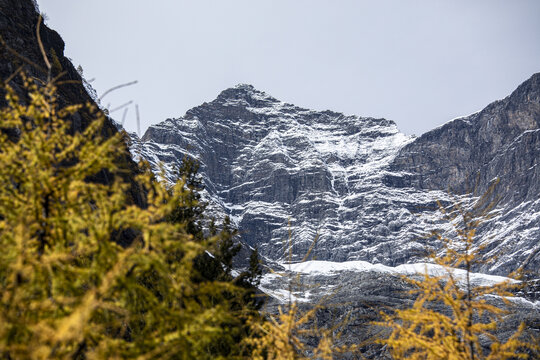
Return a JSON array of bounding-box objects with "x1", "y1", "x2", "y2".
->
[
  {"x1": 110, "y1": 100, "x2": 133, "y2": 113},
  {"x1": 99, "y1": 80, "x2": 138, "y2": 101},
  {"x1": 121, "y1": 107, "x2": 129, "y2": 126},
  {"x1": 135, "y1": 104, "x2": 141, "y2": 137},
  {"x1": 0, "y1": 36, "x2": 48, "y2": 74},
  {"x1": 36, "y1": 14, "x2": 51, "y2": 82}
]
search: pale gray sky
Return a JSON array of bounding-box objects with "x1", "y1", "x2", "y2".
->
[{"x1": 37, "y1": 0, "x2": 540, "y2": 136}]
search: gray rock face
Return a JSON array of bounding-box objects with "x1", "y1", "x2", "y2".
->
[
  {"x1": 134, "y1": 76, "x2": 539, "y2": 277},
  {"x1": 0, "y1": 0, "x2": 146, "y2": 223},
  {"x1": 389, "y1": 73, "x2": 540, "y2": 202},
  {"x1": 387, "y1": 73, "x2": 540, "y2": 275},
  {"x1": 133, "y1": 84, "x2": 450, "y2": 268},
  {"x1": 130, "y1": 73, "x2": 540, "y2": 359}
]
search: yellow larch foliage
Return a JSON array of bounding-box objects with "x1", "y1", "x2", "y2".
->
[
  {"x1": 247, "y1": 302, "x2": 353, "y2": 360},
  {"x1": 246, "y1": 230, "x2": 356, "y2": 360},
  {"x1": 378, "y1": 186, "x2": 539, "y2": 359},
  {"x1": 0, "y1": 73, "x2": 256, "y2": 359}
]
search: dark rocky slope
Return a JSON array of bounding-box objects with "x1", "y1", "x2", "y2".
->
[
  {"x1": 262, "y1": 265, "x2": 539, "y2": 359},
  {"x1": 0, "y1": 0, "x2": 145, "y2": 214},
  {"x1": 134, "y1": 78, "x2": 539, "y2": 358},
  {"x1": 2, "y1": 2, "x2": 538, "y2": 356}
]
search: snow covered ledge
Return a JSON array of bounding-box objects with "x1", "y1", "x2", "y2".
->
[{"x1": 281, "y1": 260, "x2": 517, "y2": 288}]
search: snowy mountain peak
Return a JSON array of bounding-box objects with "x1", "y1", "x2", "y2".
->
[
  {"x1": 215, "y1": 83, "x2": 280, "y2": 108},
  {"x1": 134, "y1": 75, "x2": 540, "y2": 276},
  {"x1": 233, "y1": 83, "x2": 255, "y2": 90}
]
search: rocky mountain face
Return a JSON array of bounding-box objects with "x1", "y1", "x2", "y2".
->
[
  {"x1": 387, "y1": 73, "x2": 540, "y2": 275},
  {"x1": 132, "y1": 81, "x2": 540, "y2": 356},
  {"x1": 133, "y1": 85, "x2": 444, "y2": 266},
  {"x1": 133, "y1": 76, "x2": 539, "y2": 277},
  {"x1": 261, "y1": 263, "x2": 540, "y2": 359},
  {"x1": 389, "y1": 73, "x2": 540, "y2": 199},
  {"x1": 1, "y1": 0, "x2": 100, "y2": 132}
]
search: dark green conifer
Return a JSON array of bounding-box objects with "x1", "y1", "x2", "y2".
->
[
  {"x1": 247, "y1": 247, "x2": 263, "y2": 287},
  {"x1": 215, "y1": 216, "x2": 242, "y2": 277},
  {"x1": 166, "y1": 155, "x2": 206, "y2": 239}
]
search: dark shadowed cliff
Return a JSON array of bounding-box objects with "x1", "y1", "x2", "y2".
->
[{"x1": 0, "y1": 0, "x2": 145, "y2": 217}]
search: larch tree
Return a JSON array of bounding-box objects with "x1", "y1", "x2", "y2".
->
[
  {"x1": 0, "y1": 72, "x2": 261, "y2": 359},
  {"x1": 378, "y1": 184, "x2": 539, "y2": 359}
]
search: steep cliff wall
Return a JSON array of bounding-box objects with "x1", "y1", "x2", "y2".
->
[
  {"x1": 0, "y1": 0, "x2": 145, "y2": 234},
  {"x1": 135, "y1": 76, "x2": 540, "y2": 275}
]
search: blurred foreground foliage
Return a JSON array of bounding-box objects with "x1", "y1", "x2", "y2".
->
[{"x1": 0, "y1": 73, "x2": 263, "y2": 359}]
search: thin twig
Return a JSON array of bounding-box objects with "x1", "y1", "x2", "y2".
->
[
  {"x1": 3, "y1": 65, "x2": 24, "y2": 85},
  {"x1": 0, "y1": 36, "x2": 48, "y2": 74},
  {"x1": 51, "y1": 71, "x2": 67, "y2": 84},
  {"x1": 121, "y1": 107, "x2": 129, "y2": 126},
  {"x1": 36, "y1": 14, "x2": 52, "y2": 82},
  {"x1": 56, "y1": 80, "x2": 84, "y2": 86},
  {"x1": 99, "y1": 80, "x2": 138, "y2": 101},
  {"x1": 110, "y1": 100, "x2": 133, "y2": 113},
  {"x1": 135, "y1": 104, "x2": 141, "y2": 137}
]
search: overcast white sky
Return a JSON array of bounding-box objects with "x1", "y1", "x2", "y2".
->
[{"x1": 37, "y1": 0, "x2": 540, "y2": 136}]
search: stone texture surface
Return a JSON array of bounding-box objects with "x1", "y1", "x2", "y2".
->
[
  {"x1": 4, "y1": 1, "x2": 539, "y2": 356},
  {"x1": 387, "y1": 73, "x2": 540, "y2": 275},
  {"x1": 134, "y1": 85, "x2": 450, "y2": 266},
  {"x1": 135, "y1": 77, "x2": 540, "y2": 276},
  {"x1": 388, "y1": 73, "x2": 540, "y2": 203}
]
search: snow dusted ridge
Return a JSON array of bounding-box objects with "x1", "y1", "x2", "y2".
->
[
  {"x1": 128, "y1": 77, "x2": 540, "y2": 359},
  {"x1": 282, "y1": 260, "x2": 516, "y2": 288},
  {"x1": 132, "y1": 79, "x2": 540, "y2": 277},
  {"x1": 133, "y1": 84, "x2": 451, "y2": 266},
  {"x1": 260, "y1": 260, "x2": 540, "y2": 313}
]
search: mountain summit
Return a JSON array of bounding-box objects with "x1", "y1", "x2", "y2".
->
[
  {"x1": 133, "y1": 77, "x2": 539, "y2": 276},
  {"x1": 215, "y1": 83, "x2": 280, "y2": 105}
]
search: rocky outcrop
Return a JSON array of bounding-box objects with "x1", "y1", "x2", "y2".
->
[
  {"x1": 5, "y1": 2, "x2": 537, "y2": 356},
  {"x1": 261, "y1": 266, "x2": 540, "y2": 359},
  {"x1": 387, "y1": 73, "x2": 540, "y2": 274},
  {"x1": 1, "y1": 0, "x2": 93, "y2": 131},
  {"x1": 135, "y1": 76, "x2": 540, "y2": 276},
  {"x1": 0, "y1": 0, "x2": 145, "y2": 213},
  {"x1": 388, "y1": 73, "x2": 540, "y2": 203},
  {"x1": 134, "y1": 84, "x2": 450, "y2": 268}
]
